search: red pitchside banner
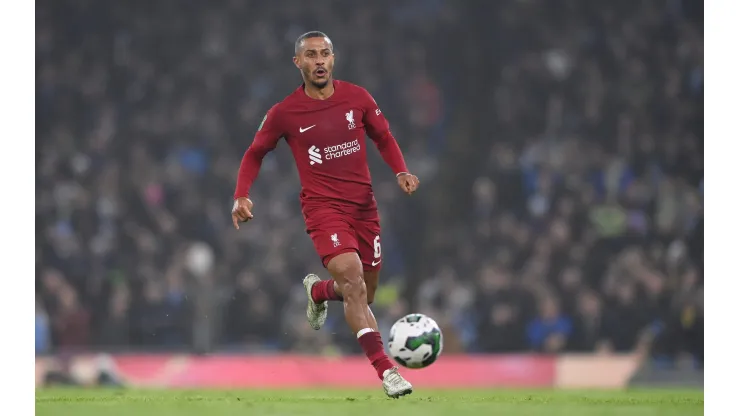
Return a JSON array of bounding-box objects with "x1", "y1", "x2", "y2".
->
[{"x1": 58, "y1": 354, "x2": 556, "y2": 388}]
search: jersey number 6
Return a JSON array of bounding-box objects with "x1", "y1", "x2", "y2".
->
[{"x1": 373, "y1": 235, "x2": 381, "y2": 259}]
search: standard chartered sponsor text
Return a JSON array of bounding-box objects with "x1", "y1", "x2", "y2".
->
[{"x1": 324, "y1": 139, "x2": 361, "y2": 160}]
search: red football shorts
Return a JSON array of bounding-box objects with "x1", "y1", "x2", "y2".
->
[{"x1": 304, "y1": 209, "x2": 382, "y2": 271}]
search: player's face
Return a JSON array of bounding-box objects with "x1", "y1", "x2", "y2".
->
[{"x1": 294, "y1": 37, "x2": 334, "y2": 89}]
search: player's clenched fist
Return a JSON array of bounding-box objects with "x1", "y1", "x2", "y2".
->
[
  {"x1": 231, "y1": 197, "x2": 254, "y2": 229},
  {"x1": 397, "y1": 173, "x2": 420, "y2": 195}
]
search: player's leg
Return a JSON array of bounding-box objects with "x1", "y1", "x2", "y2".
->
[
  {"x1": 306, "y1": 275, "x2": 342, "y2": 304},
  {"x1": 355, "y1": 220, "x2": 412, "y2": 398},
  {"x1": 309, "y1": 271, "x2": 378, "y2": 330},
  {"x1": 326, "y1": 251, "x2": 410, "y2": 397},
  {"x1": 308, "y1": 220, "x2": 381, "y2": 308},
  {"x1": 326, "y1": 251, "x2": 372, "y2": 333},
  {"x1": 302, "y1": 218, "x2": 352, "y2": 330},
  {"x1": 304, "y1": 215, "x2": 345, "y2": 313},
  {"x1": 356, "y1": 218, "x2": 383, "y2": 330}
]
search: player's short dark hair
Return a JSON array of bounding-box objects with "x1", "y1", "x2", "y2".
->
[{"x1": 295, "y1": 31, "x2": 332, "y2": 55}]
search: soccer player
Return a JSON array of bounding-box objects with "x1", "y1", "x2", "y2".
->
[{"x1": 231, "y1": 31, "x2": 419, "y2": 398}]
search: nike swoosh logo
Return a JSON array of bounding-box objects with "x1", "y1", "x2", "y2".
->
[
  {"x1": 371, "y1": 259, "x2": 382, "y2": 267},
  {"x1": 299, "y1": 125, "x2": 316, "y2": 133}
]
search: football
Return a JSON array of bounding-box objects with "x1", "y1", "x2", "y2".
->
[{"x1": 388, "y1": 313, "x2": 443, "y2": 369}]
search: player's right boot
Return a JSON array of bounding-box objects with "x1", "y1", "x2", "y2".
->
[
  {"x1": 302, "y1": 273, "x2": 328, "y2": 330},
  {"x1": 382, "y1": 367, "x2": 413, "y2": 398}
]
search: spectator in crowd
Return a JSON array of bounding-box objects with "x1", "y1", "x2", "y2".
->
[{"x1": 527, "y1": 296, "x2": 573, "y2": 353}]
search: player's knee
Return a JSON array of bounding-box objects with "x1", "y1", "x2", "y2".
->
[
  {"x1": 328, "y1": 253, "x2": 366, "y2": 301},
  {"x1": 338, "y1": 268, "x2": 365, "y2": 300},
  {"x1": 340, "y1": 273, "x2": 366, "y2": 302}
]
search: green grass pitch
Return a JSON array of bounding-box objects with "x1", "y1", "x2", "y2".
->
[{"x1": 36, "y1": 388, "x2": 704, "y2": 416}]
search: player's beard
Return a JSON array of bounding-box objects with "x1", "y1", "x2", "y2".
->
[
  {"x1": 304, "y1": 66, "x2": 330, "y2": 89},
  {"x1": 311, "y1": 78, "x2": 330, "y2": 89}
]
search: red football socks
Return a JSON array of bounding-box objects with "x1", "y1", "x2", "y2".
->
[
  {"x1": 311, "y1": 282, "x2": 393, "y2": 379},
  {"x1": 358, "y1": 330, "x2": 395, "y2": 380},
  {"x1": 311, "y1": 280, "x2": 343, "y2": 303}
]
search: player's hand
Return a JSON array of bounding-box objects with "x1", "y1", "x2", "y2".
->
[
  {"x1": 231, "y1": 197, "x2": 254, "y2": 229},
  {"x1": 397, "y1": 173, "x2": 420, "y2": 195}
]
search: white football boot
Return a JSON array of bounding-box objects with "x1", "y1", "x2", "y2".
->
[
  {"x1": 382, "y1": 367, "x2": 413, "y2": 398},
  {"x1": 302, "y1": 273, "x2": 328, "y2": 330}
]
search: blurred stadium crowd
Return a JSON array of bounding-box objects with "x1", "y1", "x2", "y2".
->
[{"x1": 36, "y1": 0, "x2": 703, "y2": 365}]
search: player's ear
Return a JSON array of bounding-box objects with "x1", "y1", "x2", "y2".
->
[{"x1": 293, "y1": 56, "x2": 300, "y2": 69}]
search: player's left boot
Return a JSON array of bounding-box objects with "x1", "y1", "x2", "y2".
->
[
  {"x1": 382, "y1": 367, "x2": 413, "y2": 398},
  {"x1": 303, "y1": 273, "x2": 328, "y2": 330}
]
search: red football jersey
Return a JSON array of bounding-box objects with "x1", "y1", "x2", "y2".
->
[{"x1": 235, "y1": 80, "x2": 408, "y2": 216}]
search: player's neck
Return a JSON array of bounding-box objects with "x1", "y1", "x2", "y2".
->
[{"x1": 303, "y1": 80, "x2": 335, "y2": 100}]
